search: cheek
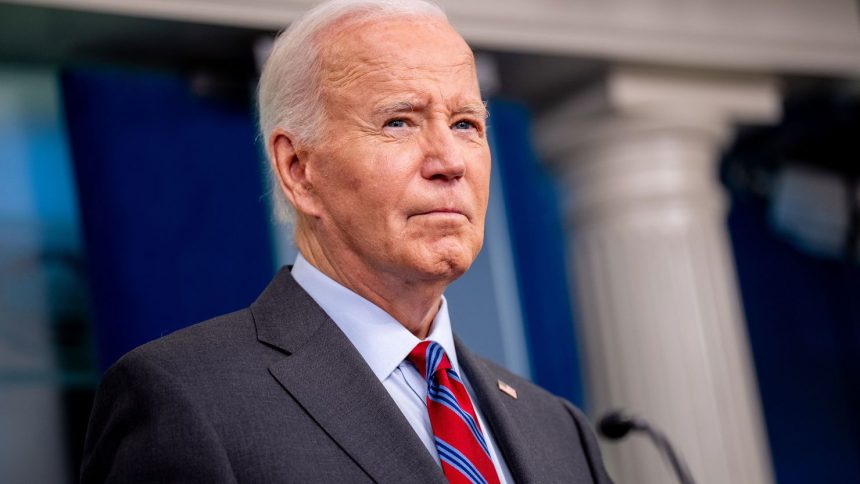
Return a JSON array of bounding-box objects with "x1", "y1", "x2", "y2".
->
[
  {"x1": 470, "y1": 151, "x2": 492, "y2": 199},
  {"x1": 345, "y1": 174, "x2": 362, "y2": 192},
  {"x1": 339, "y1": 148, "x2": 416, "y2": 221},
  {"x1": 369, "y1": 147, "x2": 419, "y2": 194},
  {"x1": 322, "y1": 144, "x2": 381, "y2": 196}
]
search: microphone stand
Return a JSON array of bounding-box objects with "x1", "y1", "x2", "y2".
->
[{"x1": 598, "y1": 410, "x2": 697, "y2": 484}]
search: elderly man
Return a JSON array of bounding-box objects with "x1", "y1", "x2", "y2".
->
[{"x1": 81, "y1": 0, "x2": 612, "y2": 482}]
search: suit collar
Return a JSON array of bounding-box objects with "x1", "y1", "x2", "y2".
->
[
  {"x1": 250, "y1": 266, "x2": 322, "y2": 355},
  {"x1": 250, "y1": 267, "x2": 445, "y2": 483}
]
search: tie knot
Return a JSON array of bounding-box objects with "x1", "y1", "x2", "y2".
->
[{"x1": 408, "y1": 340, "x2": 451, "y2": 380}]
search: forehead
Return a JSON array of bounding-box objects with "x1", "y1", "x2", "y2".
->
[{"x1": 318, "y1": 16, "x2": 480, "y2": 103}]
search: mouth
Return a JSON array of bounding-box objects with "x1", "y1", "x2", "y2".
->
[{"x1": 411, "y1": 208, "x2": 469, "y2": 221}]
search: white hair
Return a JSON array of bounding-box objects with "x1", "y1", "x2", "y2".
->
[{"x1": 257, "y1": 0, "x2": 448, "y2": 223}]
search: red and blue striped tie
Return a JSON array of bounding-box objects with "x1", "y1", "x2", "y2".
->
[{"x1": 408, "y1": 341, "x2": 501, "y2": 484}]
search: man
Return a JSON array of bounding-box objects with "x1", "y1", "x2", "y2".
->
[{"x1": 81, "y1": 0, "x2": 612, "y2": 482}]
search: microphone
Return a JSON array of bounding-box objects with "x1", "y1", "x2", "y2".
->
[{"x1": 598, "y1": 410, "x2": 697, "y2": 484}]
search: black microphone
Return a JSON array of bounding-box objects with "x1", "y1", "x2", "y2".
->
[{"x1": 598, "y1": 410, "x2": 697, "y2": 484}]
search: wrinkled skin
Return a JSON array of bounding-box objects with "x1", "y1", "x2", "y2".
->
[{"x1": 270, "y1": 16, "x2": 490, "y2": 337}]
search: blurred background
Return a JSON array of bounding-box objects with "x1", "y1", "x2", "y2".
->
[{"x1": 0, "y1": 0, "x2": 858, "y2": 482}]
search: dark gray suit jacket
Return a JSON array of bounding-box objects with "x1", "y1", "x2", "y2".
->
[{"x1": 81, "y1": 267, "x2": 612, "y2": 483}]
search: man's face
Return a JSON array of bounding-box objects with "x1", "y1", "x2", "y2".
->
[{"x1": 301, "y1": 17, "x2": 491, "y2": 283}]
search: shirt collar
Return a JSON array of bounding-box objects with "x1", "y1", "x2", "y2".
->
[{"x1": 290, "y1": 252, "x2": 460, "y2": 382}]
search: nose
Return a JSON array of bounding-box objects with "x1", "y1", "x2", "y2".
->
[{"x1": 420, "y1": 122, "x2": 466, "y2": 181}]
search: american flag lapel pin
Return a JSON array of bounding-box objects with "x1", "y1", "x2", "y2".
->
[{"x1": 497, "y1": 379, "x2": 518, "y2": 399}]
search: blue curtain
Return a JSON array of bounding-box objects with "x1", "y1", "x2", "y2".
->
[
  {"x1": 729, "y1": 194, "x2": 860, "y2": 483},
  {"x1": 62, "y1": 68, "x2": 275, "y2": 371}
]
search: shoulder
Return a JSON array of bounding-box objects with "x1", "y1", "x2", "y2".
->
[
  {"x1": 96, "y1": 309, "x2": 255, "y2": 412},
  {"x1": 114, "y1": 308, "x2": 258, "y2": 374},
  {"x1": 82, "y1": 311, "x2": 254, "y2": 483},
  {"x1": 113, "y1": 266, "x2": 312, "y2": 376},
  {"x1": 104, "y1": 305, "x2": 293, "y2": 404}
]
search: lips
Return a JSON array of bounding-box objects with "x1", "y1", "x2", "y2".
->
[
  {"x1": 411, "y1": 207, "x2": 469, "y2": 221},
  {"x1": 423, "y1": 208, "x2": 463, "y2": 215}
]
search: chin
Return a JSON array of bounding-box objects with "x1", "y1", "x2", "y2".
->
[
  {"x1": 428, "y1": 255, "x2": 471, "y2": 279},
  {"x1": 412, "y1": 238, "x2": 481, "y2": 282}
]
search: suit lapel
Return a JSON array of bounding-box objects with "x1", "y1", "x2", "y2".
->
[
  {"x1": 456, "y1": 338, "x2": 536, "y2": 483},
  {"x1": 251, "y1": 268, "x2": 444, "y2": 484}
]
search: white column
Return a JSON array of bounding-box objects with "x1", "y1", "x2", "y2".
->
[{"x1": 537, "y1": 66, "x2": 780, "y2": 484}]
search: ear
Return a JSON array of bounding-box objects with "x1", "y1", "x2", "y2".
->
[{"x1": 269, "y1": 128, "x2": 323, "y2": 218}]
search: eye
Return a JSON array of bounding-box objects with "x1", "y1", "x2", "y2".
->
[
  {"x1": 452, "y1": 119, "x2": 477, "y2": 131},
  {"x1": 384, "y1": 119, "x2": 408, "y2": 129}
]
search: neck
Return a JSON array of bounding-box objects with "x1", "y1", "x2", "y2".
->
[{"x1": 295, "y1": 227, "x2": 446, "y2": 339}]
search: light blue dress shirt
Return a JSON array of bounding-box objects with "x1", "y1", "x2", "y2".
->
[{"x1": 291, "y1": 253, "x2": 513, "y2": 483}]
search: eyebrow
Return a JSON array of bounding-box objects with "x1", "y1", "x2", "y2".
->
[
  {"x1": 373, "y1": 101, "x2": 420, "y2": 117},
  {"x1": 454, "y1": 102, "x2": 490, "y2": 120},
  {"x1": 372, "y1": 100, "x2": 489, "y2": 120}
]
